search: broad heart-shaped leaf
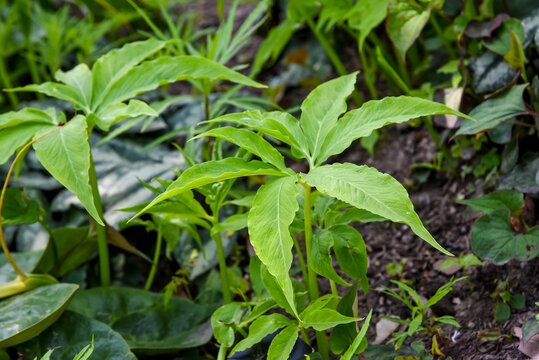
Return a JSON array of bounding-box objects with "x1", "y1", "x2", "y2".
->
[
  {"x1": 195, "y1": 126, "x2": 288, "y2": 171},
  {"x1": 68, "y1": 287, "x2": 213, "y2": 352},
  {"x1": 54, "y1": 64, "x2": 93, "y2": 113},
  {"x1": 458, "y1": 190, "x2": 524, "y2": 214},
  {"x1": 317, "y1": 96, "x2": 471, "y2": 165},
  {"x1": 91, "y1": 38, "x2": 167, "y2": 111},
  {"x1": 206, "y1": 111, "x2": 310, "y2": 159},
  {"x1": 230, "y1": 314, "x2": 294, "y2": 355},
  {"x1": 267, "y1": 325, "x2": 299, "y2": 360},
  {"x1": 456, "y1": 84, "x2": 528, "y2": 136},
  {"x1": 0, "y1": 251, "x2": 43, "y2": 285},
  {"x1": 132, "y1": 158, "x2": 285, "y2": 219},
  {"x1": 18, "y1": 311, "x2": 136, "y2": 360},
  {"x1": 311, "y1": 230, "x2": 350, "y2": 286},
  {"x1": 0, "y1": 283, "x2": 79, "y2": 348},
  {"x1": 347, "y1": 0, "x2": 391, "y2": 51},
  {"x1": 300, "y1": 73, "x2": 357, "y2": 163},
  {"x1": 98, "y1": 56, "x2": 266, "y2": 111},
  {"x1": 1, "y1": 188, "x2": 41, "y2": 226},
  {"x1": 33, "y1": 115, "x2": 103, "y2": 226},
  {"x1": 386, "y1": 0, "x2": 431, "y2": 61},
  {"x1": 249, "y1": 176, "x2": 299, "y2": 316},
  {"x1": 471, "y1": 209, "x2": 539, "y2": 264},
  {"x1": 301, "y1": 163, "x2": 451, "y2": 255},
  {"x1": 94, "y1": 99, "x2": 157, "y2": 131}
]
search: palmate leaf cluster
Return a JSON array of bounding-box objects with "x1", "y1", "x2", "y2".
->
[{"x1": 132, "y1": 72, "x2": 470, "y2": 358}]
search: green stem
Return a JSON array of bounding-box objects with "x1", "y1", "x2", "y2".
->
[
  {"x1": 88, "y1": 152, "x2": 110, "y2": 287},
  {"x1": 301, "y1": 182, "x2": 330, "y2": 360},
  {"x1": 304, "y1": 16, "x2": 363, "y2": 106},
  {"x1": 359, "y1": 46, "x2": 379, "y2": 100},
  {"x1": 299, "y1": 326, "x2": 311, "y2": 347},
  {"x1": 145, "y1": 226, "x2": 163, "y2": 291},
  {"x1": 430, "y1": 15, "x2": 456, "y2": 59},
  {"x1": 292, "y1": 233, "x2": 309, "y2": 293},
  {"x1": 330, "y1": 280, "x2": 337, "y2": 296},
  {"x1": 0, "y1": 55, "x2": 18, "y2": 108},
  {"x1": 211, "y1": 227, "x2": 232, "y2": 304},
  {"x1": 217, "y1": 344, "x2": 228, "y2": 360}
]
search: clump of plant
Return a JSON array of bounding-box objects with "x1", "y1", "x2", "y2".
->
[
  {"x1": 131, "y1": 72, "x2": 470, "y2": 359},
  {"x1": 491, "y1": 278, "x2": 526, "y2": 323},
  {"x1": 441, "y1": 253, "x2": 483, "y2": 291},
  {"x1": 380, "y1": 277, "x2": 465, "y2": 355}
]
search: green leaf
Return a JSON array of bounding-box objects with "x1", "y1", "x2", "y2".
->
[
  {"x1": 300, "y1": 73, "x2": 357, "y2": 162},
  {"x1": 342, "y1": 309, "x2": 372, "y2": 360},
  {"x1": 0, "y1": 108, "x2": 58, "y2": 130},
  {"x1": 456, "y1": 84, "x2": 528, "y2": 136},
  {"x1": 249, "y1": 176, "x2": 299, "y2": 316},
  {"x1": 33, "y1": 116, "x2": 103, "y2": 226},
  {"x1": 0, "y1": 251, "x2": 43, "y2": 285},
  {"x1": 301, "y1": 163, "x2": 450, "y2": 255},
  {"x1": 311, "y1": 230, "x2": 350, "y2": 286},
  {"x1": 494, "y1": 302, "x2": 511, "y2": 322},
  {"x1": 459, "y1": 254, "x2": 483, "y2": 267},
  {"x1": 54, "y1": 64, "x2": 93, "y2": 112},
  {"x1": 91, "y1": 38, "x2": 167, "y2": 110},
  {"x1": 330, "y1": 225, "x2": 368, "y2": 280},
  {"x1": 424, "y1": 277, "x2": 465, "y2": 310},
  {"x1": 195, "y1": 127, "x2": 288, "y2": 171},
  {"x1": 94, "y1": 99, "x2": 157, "y2": 131},
  {"x1": 211, "y1": 302, "x2": 244, "y2": 347},
  {"x1": 239, "y1": 299, "x2": 278, "y2": 327},
  {"x1": 207, "y1": 111, "x2": 310, "y2": 159},
  {"x1": 458, "y1": 190, "x2": 524, "y2": 214},
  {"x1": 483, "y1": 18, "x2": 525, "y2": 57},
  {"x1": 471, "y1": 209, "x2": 539, "y2": 264},
  {"x1": 10, "y1": 83, "x2": 88, "y2": 111},
  {"x1": 98, "y1": 56, "x2": 266, "y2": 110},
  {"x1": 267, "y1": 325, "x2": 299, "y2": 360},
  {"x1": 504, "y1": 29, "x2": 526, "y2": 72},
  {"x1": 386, "y1": 0, "x2": 431, "y2": 61},
  {"x1": 18, "y1": 311, "x2": 136, "y2": 360},
  {"x1": 0, "y1": 122, "x2": 56, "y2": 165},
  {"x1": 433, "y1": 315, "x2": 460, "y2": 327},
  {"x1": 318, "y1": 96, "x2": 471, "y2": 164},
  {"x1": 261, "y1": 265, "x2": 297, "y2": 317},
  {"x1": 0, "y1": 188, "x2": 41, "y2": 226},
  {"x1": 230, "y1": 314, "x2": 294, "y2": 355},
  {"x1": 68, "y1": 287, "x2": 213, "y2": 351},
  {"x1": 347, "y1": 0, "x2": 391, "y2": 51},
  {"x1": 0, "y1": 284, "x2": 79, "y2": 348},
  {"x1": 251, "y1": 19, "x2": 297, "y2": 76},
  {"x1": 132, "y1": 158, "x2": 285, "y2": 219},
  {"x1": 509, "y1": 293, "x2": 525, "y2": 310},
  {"x1": 301, "y1": 307, "x2": 357, "y2": 331}
]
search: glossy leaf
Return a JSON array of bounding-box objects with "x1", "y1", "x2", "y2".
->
[
  {"x1": 0, "y1": 123, "x2": 56, "y2": 165},
  {"x1": 347, "y1": 0, "x2": 391, "y2": 51},
  {"x1": 132, "y1": 158, "x2": 285, "y2": 219},
  {"x1": 301, "y1": 163, "x2": 450, "y2": 255},
  {"x1": 267, "y1": 325, "x2": 299, "y2": 360},
  {"x1": 0, "y1": 251, "x2": 43, "y2": 285},
  {"x1": 0, "y1": 284, "x2": 79, "y2": 348},
  {"x1": 195, "y1": 127, "x2": 287, "y2": 171},
  {"x1": 456, "y1": 84, "x2": 528, "y2": 136},
  {"x1": 33, "y1": 116, "x2": 103, "y2": 225},
  {"x1": 230, "y1": 314, "x2": 294, "y2": 355},
  {"x1": 91, "y1": 38, "x2": 167, "y2": 110},
  {"x1": 249, "y1": 176, "x2": 299, "y2": 315},
  {"x1": 18, "y1": 311, "x2": 136, "y2": 360},
  {"x1": 68, "y1": 287, "x2": 213, "y2": 351},
  {"x1": 99, "y1": 56, "x2": 265, "y2": 110},
  {"x1": 471, "y1": 209, "x2": 539, "y2": 264},
  {"x1": 300, "y1": 73, "x2": 357, "y2": 161},
  {"x1": 318, "y1": 96, "x2": 471, "y2": 164},
  {"x1": 386, "y1": 0, "x2": 431, "y2": 61},
  {"x1": 330, "y1": 225, "x2": 368, "y2": 280}
]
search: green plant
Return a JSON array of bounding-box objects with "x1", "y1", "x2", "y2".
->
[
  {"x1": 441, "y1": 253, "x2": 483, "y2": 291},
  {"x1": 491, "y1": 278, "x2": 526, "y2": 323},
  {"x1": 380, "y1": 277, "x2": 465, "y2": 352},
  {"x1": 35, "y1": 336, "x2": 94, "y2": 360},
  {"x1": 131, "y1": 72, "x2": 470, "y2": 359},
  {"x1": 386, "y1": 258, "x2": 409, "y2": 280}
]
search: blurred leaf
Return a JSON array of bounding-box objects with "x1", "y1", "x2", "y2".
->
[{"x1": 458, "y1": 190, "x2": 524, "y2": 214}]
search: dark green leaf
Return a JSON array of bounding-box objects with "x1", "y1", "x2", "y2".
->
[
  {"x1": 494, "y1": 302, "x2": 511, "y2": 322},
  {"x1": 230, "y1": 314, "x2": 294, "y2": 355},
  {"x1": 458, "y1": 190, "x2": 524, "y2": 214}
]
